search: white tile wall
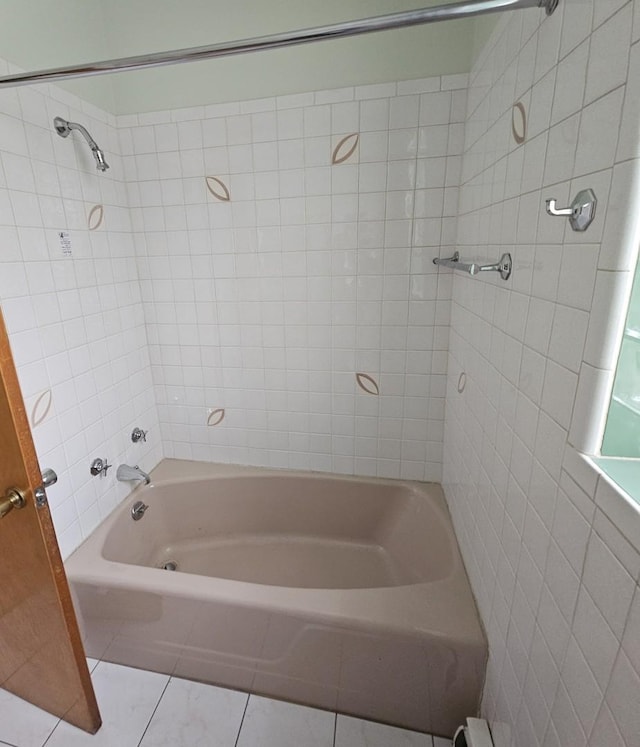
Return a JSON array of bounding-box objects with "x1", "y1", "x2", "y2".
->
[
  {"x1": 444, "y1": 1, "x2": 640, "y2": 746},
  {"x1": 122, "y1": 76, "x2": 467, "y2": 481},
  {"x1": 0, "y1": 59, "x2": 161, "y2": 558},
  {"x1": 0, "y1": 68, "x2": 466, "y2": 557}
]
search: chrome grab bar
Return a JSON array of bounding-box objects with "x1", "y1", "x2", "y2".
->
[{"x1": 433, "y1": 251, "x2": 512, "y2": 280}]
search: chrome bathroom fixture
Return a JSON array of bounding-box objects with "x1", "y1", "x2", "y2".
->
[
  {"x1": 545, "y1": 188, "x2": 597, "y2": 232},
  {"x1": 116, "y1": 464, "x2": 151, "y2": 485},
  {"x1": 41, "y1": 467, "x2": 58, "y2": 488},
  {"x1": 131, "y1": 427, "x2": 147, "y2": 443},
  {"x1": 33, "y1": 467, "x2": 57, "y2": 508},
  {"x1": 433, "y1": 251, "x2": 513, "y2": 281},
  {"x1": 0, "y1": 1, "x2": 558, "y2": 90},
  {"x1": 53, "y1": 117, "x2": 109, "y2": 172},
  {"x1": 90, "y1": 458, "x2": 112, "y2": 477},
  {"x1": 131, "y1": 500, "x2": 148, "y2": 521}
]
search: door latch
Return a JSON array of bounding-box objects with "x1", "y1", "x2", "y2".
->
[{"x1": 35, "y1": 467, "x2": 58, "y2": 508}]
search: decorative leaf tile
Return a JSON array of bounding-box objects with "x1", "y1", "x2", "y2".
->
[
  {"x1": 511, "y1": 102, "x2": 527, "y2": 145},
  {"x1": 332, "y1": 133, "x2": 359, "y2": 165},
  {"x1": 207, "y1": 408, "x2": 225, "y2": 426},
  {"x1": 356, "y1": 373, "x2": 380, "y2": 396},
  {"x1": 205, "y1": 176, "x2": 231, "y2": 201},
  {"x1": 31, "y1": 389, "x2": 53, "y2": 428},
  {"x1": 88, "y1": 204, "x2": 104, "y2": 230}
]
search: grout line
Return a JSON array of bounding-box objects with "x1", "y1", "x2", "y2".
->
[
  {"x1": 40, "y1": 712, "x2": 63, "y2": 747},
  {"x1": 232, "y1": 692, "x2": 251, "y2": 747},
  {"x1": 41, "y1": 724, "x2": 59, "y2": 747},
  {"x1": 332, "y1": 711, "x2": 338, "y2": 747},
  {"x1": 135, "y1": 676, "x2": 172, "y2": 747}
]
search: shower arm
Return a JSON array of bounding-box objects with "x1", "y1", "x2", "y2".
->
[
  {"x1": 53, "y1": 117, "x2": 109, "y2": 171},
  {"x1": 0, "y1": 0, "x2": 558, "y2": 90},
  {"x1": 54, "y1": 117, "x2": 99, "y2": 151}
]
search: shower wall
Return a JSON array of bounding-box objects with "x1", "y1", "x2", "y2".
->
[
  {"x1": 0, "y1": 59, "x2": 161, "y2": 558},
  {"x1": 444, "y1": 2, "x2": 640, "y2": 746},
  {"x1": 122, "y1": 75, "x2": 467, "y2": 480}
]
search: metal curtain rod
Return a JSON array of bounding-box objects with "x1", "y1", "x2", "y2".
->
[{"x1": 0, "y1": 0, "x2": 558, "y2": 90}]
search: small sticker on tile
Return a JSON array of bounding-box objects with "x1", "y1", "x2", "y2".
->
[{"x1": 58, "y1": 230, "x2": 72, "y2": 256}]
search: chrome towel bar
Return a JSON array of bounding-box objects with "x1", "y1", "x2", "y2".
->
[{"x1": 433, "y1": 251, "x2": 512, "y2": 280}]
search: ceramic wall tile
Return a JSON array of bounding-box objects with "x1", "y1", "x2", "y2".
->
[
  {"x1": 125, "y1": 78, "x2": 462, "y2": 480},
  {"x1": 444, "y1": 5, "x2": 640, "y2": 747},
  {"x1": 0, "y1": 76, "x2": 162, "y2": 558}
]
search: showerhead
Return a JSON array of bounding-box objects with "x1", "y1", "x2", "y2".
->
[
  {"x1": 53, "y1": 116, "x2": 109, "y2": 172},
  {"x1": 93, "y1": 147, "x2": 109, "y2": 172}
]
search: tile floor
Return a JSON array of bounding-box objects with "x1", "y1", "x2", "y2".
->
[{"x1": 0, "y1": 660, "x2": 451, "y2": 747}]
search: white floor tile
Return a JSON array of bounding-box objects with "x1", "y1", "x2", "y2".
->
[
  {"x1": 86, "y1": 658, "x2": 99, "y2": 672},
  {"x1": 139, "y1": 678, "x2": 247, "y2": 747},
  {"x1": 45, "y1": 662, "x2": 168, "y2": 747},
  {"x1": 0, "y1": 688, "x2": 59, "y2": 747},
  {"x1": 236, "y1": 695, "x2": 335, "y2": 747},
  {"x1": 335, "y1": 714, "x2": 433, "y2": 747},
  {"x1": 433, "y1": 738, "x2": 451, "y2": 747}
]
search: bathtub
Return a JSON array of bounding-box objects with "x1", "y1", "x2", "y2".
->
[{"x1": 66, "y1": 459, "x2": 486, "y2": 737}]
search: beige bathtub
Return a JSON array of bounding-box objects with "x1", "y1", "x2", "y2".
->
[{"x1": 66, "y1": 459, "x2": 486, "y2": 737}]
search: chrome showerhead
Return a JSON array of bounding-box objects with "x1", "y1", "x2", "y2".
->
[
  {"x1": 93, "y1": 146, "x2": 109, "y2": 172},
  {"x1": 53, "y1": 116, "x2": 109, "y2": 172}
]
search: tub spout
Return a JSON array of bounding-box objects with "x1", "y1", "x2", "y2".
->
[{"x1": 116, "y1": 464, "x2": 151, "y2": 485}]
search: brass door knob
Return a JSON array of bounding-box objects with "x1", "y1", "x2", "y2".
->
[{"x1": 0, "y1": 488, "x2": 27, "y2": 518}]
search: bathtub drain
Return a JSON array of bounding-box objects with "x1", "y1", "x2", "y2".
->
[{"x1": 162, "y1": 561, "x2": 178, "y2": 571}]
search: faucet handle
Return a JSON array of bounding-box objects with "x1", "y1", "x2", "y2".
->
[
  {"x1": 90, "y1": 458, "x2": 112, "y2": 477},
  {"x1": 131, "y1": 427, "x2": 147, "y2": 443}
]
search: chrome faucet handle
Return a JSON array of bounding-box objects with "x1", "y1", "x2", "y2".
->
[
  {"x1": 90, "y1": 458, "x2": 112, "y2": 477},
  {"x1": 131, "y1": 427, "x2": 147, "y2": 443}
]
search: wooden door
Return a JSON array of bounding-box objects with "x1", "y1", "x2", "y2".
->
[{"x1": 0, "y1": 308, "x2": 101, "y2": 733}]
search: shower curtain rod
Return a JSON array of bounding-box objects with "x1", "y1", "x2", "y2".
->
[{"x1": 0, "y1": 0, "x2": 558, "y2": 90}]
